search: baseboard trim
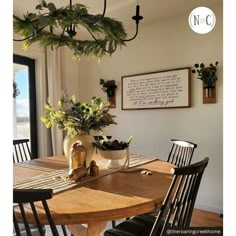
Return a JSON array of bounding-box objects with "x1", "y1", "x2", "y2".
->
[{"x1": 195, "y1": 203, "x2": 223, "y2": 214}]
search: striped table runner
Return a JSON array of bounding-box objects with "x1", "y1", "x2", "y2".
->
[{"x1": 14, "y1": 154, "x2": 157, "y2": 194}]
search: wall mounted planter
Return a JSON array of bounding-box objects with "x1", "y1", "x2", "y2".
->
[{"x1": 203, "y1": 85, "x2": 216, "y2": 104}]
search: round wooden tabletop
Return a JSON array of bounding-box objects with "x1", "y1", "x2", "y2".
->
[{"x1": 14, "y1": 155, "x2": 174, "y2": 235}]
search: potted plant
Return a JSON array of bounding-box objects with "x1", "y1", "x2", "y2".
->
[
  {"x1": 100, "y1": 79, "x2": 117, "y2": 98},
  {"x1": 41, "y1": 92, "x2": 117, "y2": 165},
  {"x1": 192, "y1": 61, "x2": 219, "y2": 97}
]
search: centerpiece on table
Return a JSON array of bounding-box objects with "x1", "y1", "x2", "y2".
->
[
  {"x1": 40, "y1": 92, "x2": 117, "y2": 168},
  {"x1": 93, "y1": 136, "x2": 133, "y2": 169}
]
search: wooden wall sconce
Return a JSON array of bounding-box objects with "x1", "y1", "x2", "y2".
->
[
  {"x1": 203, "y1": 85, "x2": 216, "y2": 104},
  {"x1": 100, "y1": 79, "x2": 117, "y2": 108}
]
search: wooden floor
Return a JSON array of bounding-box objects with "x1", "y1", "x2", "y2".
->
[
  {"x1": 191, "y1": 208, "x2": 223, "y2": 227},
  {"x1": 45, "y1": 208, "x2": 223, "y2": 235}
]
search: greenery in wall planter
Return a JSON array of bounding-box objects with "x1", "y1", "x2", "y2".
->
[
  {"x1": 191, "y1": 61, "x2": 219, "y2": 88},
  {"x1": 100, "y1": 79, "x2": 117, "y2": 97}
]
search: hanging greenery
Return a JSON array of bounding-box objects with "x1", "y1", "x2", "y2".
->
[
  {"x1": 13, "y1": 0, "x2": 128, "y2": 58},
  {"x1": 13, "y1": 81, "x2": 20, "y2": 98}
]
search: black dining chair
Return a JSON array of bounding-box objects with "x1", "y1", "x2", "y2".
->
[
  {"x1": 13, "y1": 189, "x2": 59, "y2": 236},
  {"x1": 105, "y1": 157, "x2": 209, "y2": 236},
  {"x1": 13, "y1": 139, "x2": 32, "y2": 163},
  {"x1": 167, "y1": 139, "x2": 197, "y2": 167},
  {"x1": 111, "y1": 138, "x2": 198, "y2": 228},
  {"x1": 13, "y1": 139, "x2": 70, "y2": 236}
]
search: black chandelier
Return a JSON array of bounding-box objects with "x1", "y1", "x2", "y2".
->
[{"x1": 13, "y1": 0, "x2": 143, "y2": 58}]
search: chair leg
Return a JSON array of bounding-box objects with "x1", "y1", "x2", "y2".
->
[
  {"x1": 112, "y1": 220, "x2": 116, "y2": 228},
  {"x1": 61, "y1": 225, "x2": 68, "y2": 236}
]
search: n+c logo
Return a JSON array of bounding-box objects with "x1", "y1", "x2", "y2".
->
[{"x1": 189, "y1": 7, "x2": 216, "y2": 34}]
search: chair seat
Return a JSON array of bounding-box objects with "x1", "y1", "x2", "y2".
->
[
  {"x1": 13, "y1": 224, "x2": 45, "y2": 236},
  {"x1": 105, "y1": 214, "x2": 158, "y2": 236}
]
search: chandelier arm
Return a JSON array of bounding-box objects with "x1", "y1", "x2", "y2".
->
[
  {"x1": 60, "y1": 27, "x2": 66, "y2": 40},
  {"x1": 13, "y1": 36, "x2": 33, "y2": 42},
  {"x1": 84, "y1": 26, "x2": 117, "y2": 54},
  {"x1": 84, "y1": 26, "x2": 100, "y2": 41},
  {"x1": 13, "y1": 15, "x2": 41, "y2": 24},
  {"x1": 93, "y1": 0, "x2": 106, "y2": 25},
  {"x1": 56, "y1": 27, "x2": 67, "y2": 49},
  {"x1": 122, "y1": 24, "x2": 139, "y2": 42},
  {"x1": 13, "y1": 0, "x2": 141, "y2": 58},
  {"x1": 83, "y1": 0, "x2": 107, "y2": 26},
  {"x1": 13, "y1": 24, "x2": 49, "y2": 42},
  {"x1": 13, "y1": 15, "x2": 23, "y2": 22}
]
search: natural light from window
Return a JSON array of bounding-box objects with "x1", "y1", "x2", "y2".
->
[{"x1": 13, "y1": 63, "x2": 30, "y2": 139}]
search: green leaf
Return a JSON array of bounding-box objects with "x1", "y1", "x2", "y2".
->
[
  {"x1": 41, "y1": 0, "x2": 47, "y2": 7},
  {"x1": 39, "y1": 15, "x2": 49, "y2": 25},
  {"x1": 47, "y1": 3, "x2": 56, "y2": 13},
  {"x1": 200, "y1": 63, "x2": 205, "y2": 68},
  {"x1": 35, "y1": 4, "x2": 43, "y2": 10},
  {"x1": 100, "y1": 79, "x2": 105, "y2": 85}
]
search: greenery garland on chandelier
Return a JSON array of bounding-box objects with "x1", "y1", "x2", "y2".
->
[{"x1": 13, "y1": 0, "x2": 132, "y2": 58}]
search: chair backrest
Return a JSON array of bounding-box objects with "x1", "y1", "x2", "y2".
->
[
  {"x1": 150, "y1": 157, "x2": 209, "y2": 236},
  {"x1": 167, "y1": 139, "x2": 197, "y2": 167},
  {"x1": 13, "y1": 139, "x2": 32, "y2": 163},
  {"x1": 13, "y1": 189, "x2": 59, "y2": 236}
]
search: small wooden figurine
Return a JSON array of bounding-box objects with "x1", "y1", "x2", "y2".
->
[
  {"x1": 68, "y1": 167, "x2": 87, "y2": 181},
  {"x1": 88, "y1": 160, "x2": 99, "y2": 176}
]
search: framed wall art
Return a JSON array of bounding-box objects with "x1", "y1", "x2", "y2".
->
[{"x1": 121, "y1": 67, "x2": 191, "y2": 110}]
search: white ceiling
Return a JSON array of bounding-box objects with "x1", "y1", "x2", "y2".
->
[{"x1": 13, "y1": 0, "x2": 222, "y2": 38}]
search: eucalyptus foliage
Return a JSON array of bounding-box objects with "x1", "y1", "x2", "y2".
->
[
  {"x1": 100, "y1": 79, "x2": 117, "y2": 97},
  {"x1": 41, "y1": 93, "x2": 117, "y2": 137},
  {"x1": 13, "y1": 0, "x2": 127, "y2": 58},
  {"x1": 13, "y1": 81, "x2": 20, "y2": 98},
  {"x1": 192, "y1": 61, "x2": 219, "y2": 88}
]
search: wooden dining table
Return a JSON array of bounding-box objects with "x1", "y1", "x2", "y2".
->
[{"x1": 13, "y1": 155, "x2": 175, "y2": 236}]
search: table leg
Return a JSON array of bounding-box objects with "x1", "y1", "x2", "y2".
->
[{"x1": 67, "y1": 221, "x2": 107, "y2": 236}]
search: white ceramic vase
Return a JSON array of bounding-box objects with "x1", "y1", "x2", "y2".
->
[
  {"x1": 98, "y1": 148, "x2": 129, "y2": 169},
  {"x1": 63, "y1": 134, "x2": 96, "y2": 168}
]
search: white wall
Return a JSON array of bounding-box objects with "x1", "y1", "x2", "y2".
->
[
  {"x1": 13, "y1": 4, "x2": 223, "y2": 213},
  {"x1": 75, "y1": 5, "x2": 223, "y2": 213}
]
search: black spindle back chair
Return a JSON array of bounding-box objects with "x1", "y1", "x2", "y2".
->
[
  {"x1": 13, "y1": 189, "x2": 59, "y2": 236},
  {"x1": 13, "y1": 142, "x2": 69, "y2": 236},
  {"x1": 167, "y1": 139, "x2": 197, "y2": 167},
  {"x1": 111, "y1": 138, "x2": 198, "y2": 229},
  {"x1": 104, "y1": 157, "x2": 209, "y2": 236},
  {"x1": 13, "y1": 139, "x2": 32, "y2": 163}
]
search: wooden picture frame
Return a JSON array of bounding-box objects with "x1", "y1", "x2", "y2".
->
[{"x1": 121, "y1": 67, "x2": 191, "y2": 110}]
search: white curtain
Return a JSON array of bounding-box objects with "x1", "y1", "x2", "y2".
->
[{"x1": 45, "y1": 47, "x2": 64, "y2": 156}]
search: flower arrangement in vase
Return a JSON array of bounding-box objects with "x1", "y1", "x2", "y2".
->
[{"x1": 41, "y1": 92, "x2": 117, "y2": 166}]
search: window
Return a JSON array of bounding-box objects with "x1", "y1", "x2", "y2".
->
[{"x1": 13, "y1": 54, "x2": 38, "y2": 158}]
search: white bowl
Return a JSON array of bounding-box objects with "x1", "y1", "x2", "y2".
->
[{"x1": 98, "y1": 149, "x2": 128, "y2": 168}]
